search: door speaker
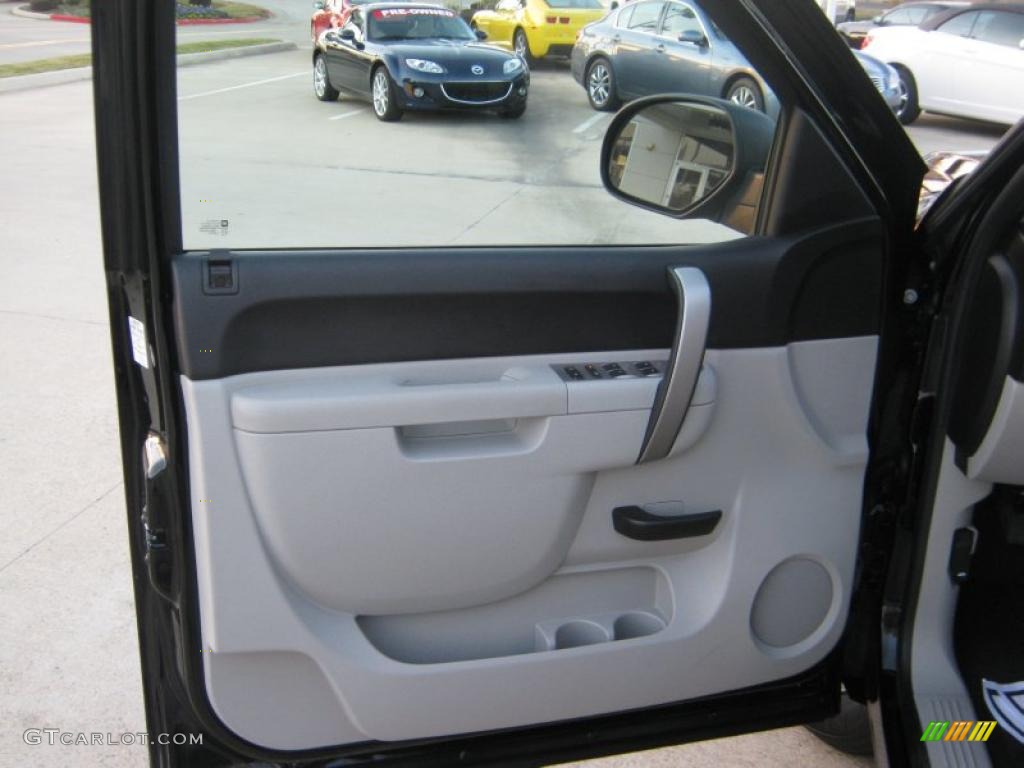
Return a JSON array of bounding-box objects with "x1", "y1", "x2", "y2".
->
[{"x1": 750, "y1": 558, "x2": 833, "y2": 649}]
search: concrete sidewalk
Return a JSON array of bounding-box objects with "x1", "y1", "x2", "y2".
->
[{"x1": 0, "y1": 75, "x2": 870, "y2": 768}]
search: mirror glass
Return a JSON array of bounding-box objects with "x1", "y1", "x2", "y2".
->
[{"x1": 606, "y1": 101, "x2": 734, "y2": 213}]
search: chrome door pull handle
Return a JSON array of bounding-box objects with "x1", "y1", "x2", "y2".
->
[{"x1": 637, "y1": 266, "x2": 711, "y2": 463}]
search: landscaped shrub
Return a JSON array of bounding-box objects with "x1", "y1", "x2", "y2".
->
[{"x1": 175, "y1": 2, "x2": 229, "y2": 19}]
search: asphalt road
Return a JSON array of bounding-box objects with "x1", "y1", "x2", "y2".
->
[{"x1": 0, "y1": 7, "x2": 1015, "y2": 768}]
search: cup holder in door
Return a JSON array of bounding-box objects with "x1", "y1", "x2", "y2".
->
[
  {"x1": 613, "y1": 611, "x2": 666, "y2": 641},
  {"x1": 554, "y1": 620, "x2": 610, "y2": 649}
]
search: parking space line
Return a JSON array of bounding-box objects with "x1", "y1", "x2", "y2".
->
[
  {"x1": 328, "y1": 109, "x2": 366, "y2": 121},
  {"x1": 178, "y1": 72, "x2": 306, "y2": 102},
  {"x1": 572, "y1": 113, "x2": 606, "y2": 135}
]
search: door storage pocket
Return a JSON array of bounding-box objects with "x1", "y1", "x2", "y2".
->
[{"x1": 358, "y1": 566, "x2": 671, "y2": 664}]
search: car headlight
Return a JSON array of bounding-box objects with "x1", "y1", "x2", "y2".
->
[
  {"x1": 503, "y1": 58, "x2": 523, "y2": 74},
  {"x1": 405, "y1": 59, "x2": 445, "y2": 74}
]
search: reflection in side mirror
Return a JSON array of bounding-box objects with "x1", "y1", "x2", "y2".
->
[
  {"x1": 605, "y1": 101, "x2": 734, "y2": 213},
  {"x1": 475, "y1": 28, "x2": 488, "y2": 40},
  {"x1": 600, "y1": 96, "x2": 775, "y2": 223}
]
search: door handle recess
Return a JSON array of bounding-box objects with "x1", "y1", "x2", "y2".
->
[
  {"x1": 637, "y1": 266, "x2": 711, "y2": 463},
  {"x1": 612, "y1": 505, "x2": 722, "y2": 541}
]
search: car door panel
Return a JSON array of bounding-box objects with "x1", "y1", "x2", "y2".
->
[
  {"x1": 614, "y1": 1, "x2": 666, "y2": 97},
  {"x1": 651, "y1": 2, "x2": 711, "y2": 94},
  {"x1": 322, "y1": 33, "x2": 351, "y2": 86},
  {"x1": 175, "y1": 224, "x2": 882, "y2": 748},
  {"x1": 958, "y1": 12, "x2": 1024, "y2": 124},
  {"x1": 913, "y1": 14, "x2": 979, "y2": 112},
  {"x1": 91, "y1": 0, "x2": 934, "y2": 760},
  {"x1": 185, "y1": 343, "x2": 875, "y2": 748}
]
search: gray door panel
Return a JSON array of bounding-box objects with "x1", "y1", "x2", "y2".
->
[{"x1": 183, "y1": 336, "x2": 877, "y2": 748}]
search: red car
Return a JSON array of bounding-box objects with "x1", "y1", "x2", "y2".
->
[{"x1": 311, "y1": 0, "x2": 372, "y2": 43}]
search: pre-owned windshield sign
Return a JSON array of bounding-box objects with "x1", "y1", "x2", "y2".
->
[{"x1": 374, "y1": 7, "x2": 455, "y2": 16}]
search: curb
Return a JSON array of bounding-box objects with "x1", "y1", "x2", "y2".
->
[
  {"x1": 175, "y1": 40, "x2": 295, "y2": 66},
  {"x1": 0, "y1": 41, "x2": 297, "y2": 94},
  {"x1": 178, "y1": 16, "x2": 267, "y2": 25},
  {"x1": 11, "y1": 5, "x2": 270, "y2": 24}
]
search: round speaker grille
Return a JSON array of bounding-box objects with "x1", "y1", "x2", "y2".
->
[{"x1": 750, "y1": 558, "x2": 833, "y2": 648}]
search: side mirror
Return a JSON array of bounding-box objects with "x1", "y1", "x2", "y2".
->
[
  {"x1": 677, "y1": 29, "x2": 708, "y2": 47},
  {"x1": 610, "y1": 0, "x2": 619, "y2": 8},
  {"x1": 601, "y1": 96, "x2": 774, "y2": 219},
  {"x1": 340, "y1": 27, "x2": 356, "y2": 40},
  {"x1": 873, "y1": 15, "x2": 883, "y2": 24},
  {"x1": 475, "y1": 28, "x2": 488, "y2": 40},
  {"x1": 313, "y1": 0, "x2": 325, "y2": 9}
]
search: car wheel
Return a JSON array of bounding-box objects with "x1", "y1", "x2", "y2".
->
[
  {"x1": 501, "y1": 102, "x2": 527, "y2": 119},
  {"x1": 586, "y1": 58, "x2": 620, "y2": 112},
  {"x1": 313, "y1": 54, "x2": 339, "y2": 102},
  {"x1": 371, "y1": 66, "x2": 403, "y2": 122},
  {"x1": 513, "y1": 29, "x2": 534, "y2": 65},
  {"x1": 805, "y1": 691, "x2": 873, "y2": 757},
  {"x1": 893, "y1": 65, "x2": 921, "y2": 125},
  {"x1": 726, "y1": 76, "x2": 764, "y2": 112}
]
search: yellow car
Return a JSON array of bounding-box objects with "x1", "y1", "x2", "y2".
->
[{"x1": 470, "y1": 0, "x2": 607, "y2": 63}]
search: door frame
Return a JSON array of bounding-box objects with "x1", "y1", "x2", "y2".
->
[{"x1": 90, "y1": 0, "x2": 930, "y2": 765}]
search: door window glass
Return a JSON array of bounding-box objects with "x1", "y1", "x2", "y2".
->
[
  {"x1": 348, "y1": 10, "x2": 365, "y2": 38},
  {"x1": 175, "y1": 0, "x2": 778, "y2": 249},
  {"x1": 882, "y1": 8, "x2": 920, "y2": 25},
  {"x1": 661, "y1": 3, "x2": 703, "y2": 37},
  {"x1": 970, "y1": 11, "x2": 1024, "y2": 48},
  {"x1": 627, "y1": 2, "x2": 665, "y2": 32},
  {"x1": 937, "y1": 11, "x2": 979, "y2": 37}
]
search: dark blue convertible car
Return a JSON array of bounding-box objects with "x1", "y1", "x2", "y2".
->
[{"x1": 313, "y1": 3, "x2": 530, "y2": 121}]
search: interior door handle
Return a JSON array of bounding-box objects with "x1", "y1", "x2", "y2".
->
[
  {"x1": 637, "y1": 266, "x2": 711, "y2": 463},
  {"x1": 612, "y1": 505, "x2": 722, "y2": 540}
]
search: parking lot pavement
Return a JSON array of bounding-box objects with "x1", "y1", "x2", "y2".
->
[
  {"x1": 905, "y1": 113, "x2": 1009, "y2": 156},
  {"x1": 0, "y1": 42, "x2": 1013, "y2": 767},
  {"x1": 176, "y1": 49, "x2": 737, "y2": 248}
]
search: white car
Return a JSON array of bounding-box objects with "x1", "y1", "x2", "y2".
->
[{"x1": 862, "y1": 3, "x2": 1024, "y2": 125}]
